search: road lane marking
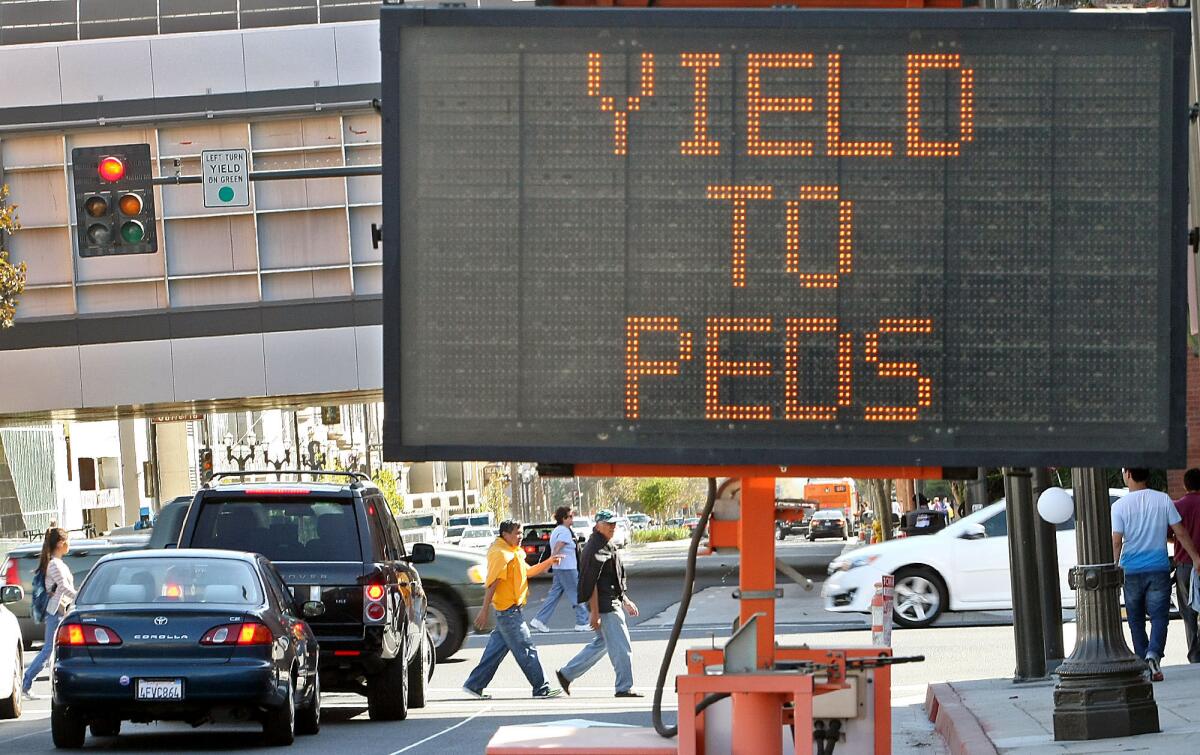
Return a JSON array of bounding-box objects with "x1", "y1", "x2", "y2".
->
[
  {"x1": 388, "y1": 705, "x2": 493, "y2": 754},
  {"x1": 2, "y1": 727, "x2": 51, "y2": 744}
]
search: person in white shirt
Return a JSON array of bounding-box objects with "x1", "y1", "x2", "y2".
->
[
  {"x1": 529, "y1": 507, "x2": 590, "y2": 633},
  {"x1": 22, "y1": 527, "x2": 77, "y2": 699}
]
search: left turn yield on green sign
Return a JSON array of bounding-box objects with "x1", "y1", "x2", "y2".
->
[{"x1": 202, "y1": 149, "x2": 249, "y2": 208}]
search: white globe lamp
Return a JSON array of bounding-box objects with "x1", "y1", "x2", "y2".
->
[{"x1": 1037, "y1": 486, "x2": 1074, "y2": 524}]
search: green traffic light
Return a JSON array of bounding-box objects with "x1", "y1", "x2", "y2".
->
[
  {"x1": 120, "y1": 220, "x2": 146, "y2": 244},
  {"x1": 86, "y1": 223, "x2": 112, "y2": 245}
]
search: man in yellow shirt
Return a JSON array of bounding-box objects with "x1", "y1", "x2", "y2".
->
[{"x1": 464, "y1": 519, "x2": 563, "y2": 699}]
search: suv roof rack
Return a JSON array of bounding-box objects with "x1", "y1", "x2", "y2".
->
[{"x1": 207, "y1": 469, "x2": 372, "y2": 488}]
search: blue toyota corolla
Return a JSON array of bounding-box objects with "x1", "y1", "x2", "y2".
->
[{"x1": 51, "y1": 549, "x2": 320, "y2": 748}]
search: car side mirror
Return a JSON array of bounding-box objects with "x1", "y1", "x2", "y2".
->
[
  {"x1": 301, "y1": 601, "x2": 325, "y2": 618},
  {"x1": 961, "y1": 523, "x2": 987, "y2": 540},
  {"x1": 0, "y1": 585, "x2": 22, "y2": 604},
  {"x1": 409, "y1": 542, "x2": 436, "y2": 564}
]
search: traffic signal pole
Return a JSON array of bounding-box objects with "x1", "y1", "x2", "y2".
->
[{"x1": 151, "y1": 164, "x2": 381, "y2": 186}]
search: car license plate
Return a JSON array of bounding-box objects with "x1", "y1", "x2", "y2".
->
[{"x1": 136, "y1": 679, "x2": 183, "y2": 701}]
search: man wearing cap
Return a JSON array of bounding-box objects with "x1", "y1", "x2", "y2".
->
[
  {"x1": 555, "y1": 509, "x2": 642, "y2": 698},
  {"x1": 463, "y1": 519, "x2": 563, "y2": 699}
]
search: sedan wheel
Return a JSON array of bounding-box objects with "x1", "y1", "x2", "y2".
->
[
  {"x1": 0, "y1": 643, "x2": 21, "y2": 719},
  {"x1": 892, "y1": 568, "x2": 946, "y2": 629},
  {"x1": 426, "y1": 593, "x2": 465, "y2": 663}
]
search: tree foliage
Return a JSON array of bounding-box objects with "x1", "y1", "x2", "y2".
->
[
  {"x1": 482, "y1": 472, "x2": 511, "y2": 522},
  {"x1": 371, "y1": 466, "x2": 404, "y2": 515},
  {"x1": 0, "y1": 185, "x2": 25, "y2": 328}
]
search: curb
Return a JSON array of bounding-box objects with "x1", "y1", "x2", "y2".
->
[{"x1": 925, "y1": 682, "x2": 1000, "y2": 755}]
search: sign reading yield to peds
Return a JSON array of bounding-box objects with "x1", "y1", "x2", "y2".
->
[{"x1": 383, "y1": 9, "x2": 1189, "y2": 468}]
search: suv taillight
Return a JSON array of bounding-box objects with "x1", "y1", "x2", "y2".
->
[
  {"x1": 364, "y1": 584, "x2": 386, "y2": 623},
  {"x1": 2, "y1": 558, "x2": 18, "y2": 585},
  {"x1": 56, "y1": 623, "x2": 122, "y2": 647},
  {"x1": 200, "y1": 622, "x2": 273, "y2": 646}
]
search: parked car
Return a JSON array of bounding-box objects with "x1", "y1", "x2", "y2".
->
[
  {"x1": 777, "y1": 504, "x2": 816, "y2": 540},
  {"x1": 457, "y1": 526, "x2": 495, "y2": 551},
  {"x1": 446, "y1": 512, "x2": 495, "y2": 545},
  {"x1": 571, "y1": 517, "x2": 594, "y2": 540},
  {"x1": 683, "y1": 517, "x2": 701, "y2": 533},
  {"x1": 49, "y1": 550, "x2": 320, "y2": 748},
  {"x1": 822, "y1": 489, "x2": 1128, "y2": 629},
  {"x1": 808, "y1": 510, "x2": 848, "y2": 541},
  {"x1": 0, "y1": 584, "x2": 23, "y2": 719},
  {"x1": 666, "y1": 517, "x2": 685, "y2": 528},
  {"x1": 521, "y1": 523, "x2": 557, "y2": 568},
  {"x1": 396, "y1": 513, "x2": 444, "y2": 545},
  {"x1": 176, "y1": 472, "x2": 433, "y2": 721},
  {"x1": 610, "y1": 518, "x2": 632, "y2": 548},
  {"x1": 627, "y1": 513, "x2": 651, "y2": 531}
]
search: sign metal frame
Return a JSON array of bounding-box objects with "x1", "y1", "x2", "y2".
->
[{"x1": 381, "y1": 7, "x2": 1191, "y2": 467}]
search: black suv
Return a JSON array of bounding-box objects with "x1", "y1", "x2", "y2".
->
[{"x1": 176, "y1": 471, "x2": 434, "y2": 721}]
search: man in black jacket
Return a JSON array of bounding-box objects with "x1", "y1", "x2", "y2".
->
[{"x1": 555, "y1": 510, "x2": 641, "y2": 697}]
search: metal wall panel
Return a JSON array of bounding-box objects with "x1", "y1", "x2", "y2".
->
[
  {"x1": 58, "y1": 38, "x2": 154, "y2": 103},
  {"x1": 242, "y1": 25, "x2": 339, "y2": 91},
  {"x1": 0, "y1": 47, "x2": 63, "y2": 107},
  {"x1": 150, "y1": 34, "x2": 248, "y2": 97},
  {"x1": 79, "y1": 340, "x2": 175, "y2": 406},
  {"x1": 171, "y1": 333, "x2": 269, "y2": 401}
]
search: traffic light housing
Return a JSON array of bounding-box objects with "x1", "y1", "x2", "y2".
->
[
  {"x1": 198, "y1": 448, "x2": 213, "y2": 482},
  {"x1": 72, "y1": 144, "x2": 157, "y2": 257}
]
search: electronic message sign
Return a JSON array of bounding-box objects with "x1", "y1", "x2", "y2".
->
[{"x1": 382, "y1": 8, "x2": 1189, "y2": 467}]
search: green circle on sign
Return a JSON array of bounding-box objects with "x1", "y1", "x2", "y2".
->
[{"x1": 218, "y1": 186, "x2": 235, "y2": 203}]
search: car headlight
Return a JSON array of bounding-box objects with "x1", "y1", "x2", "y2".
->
[
  {"x1": 467, "y1": 564, "x2": 486, "y2": 584},
  {"x1": 828, "y1": 554, "x2": 879, "y2": 574}
]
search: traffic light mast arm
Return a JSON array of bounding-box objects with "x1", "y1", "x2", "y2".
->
[{"x1": 152, "y1": 164, "x2": 381, "y2": 186}]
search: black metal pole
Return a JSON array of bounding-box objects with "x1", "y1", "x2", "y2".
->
[
  {"x1": 1053, "y1": 468, "x2": 1158, "y2": 740},
  {"x1": 1032, "y1": 467, "x2": 1065, "y2": 672},
  {"x1": 1004, "y1": 467, "x2": 1046, "y2": 681}
]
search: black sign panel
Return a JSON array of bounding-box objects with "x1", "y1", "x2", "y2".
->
[{"x1": 382, "y1": 8, "x2": 1189, "y2": 467}]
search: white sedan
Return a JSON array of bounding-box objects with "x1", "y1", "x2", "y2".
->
[
  {"x1": 457, "y1": 526, "x2": 496, "y2": 551},
  {"x1": 822, "y1": 489, "x2": 1127, "y2": 628},
  {"x1": 0, "y1": 585, "x2": 24, "y2": 718}
]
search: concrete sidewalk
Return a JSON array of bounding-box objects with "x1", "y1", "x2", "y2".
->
[{"x1": 925, "y1": 663, "x2": 1200, "y2": 754}]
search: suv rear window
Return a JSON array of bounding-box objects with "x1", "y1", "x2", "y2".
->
[
  {"x1": 191, "y1": 499, "x2": 362, "y2": 562},
  {"x1": 78, "y1": 557, "x2": 263, "y2": 606}
]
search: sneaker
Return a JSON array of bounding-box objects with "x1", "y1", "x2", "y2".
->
[
  {"x1": 462, "y1": 686, "x2": 492, "y2": 700},
  {"x1": 20, "y1": 690, "x2": 41, "y2": 701},
  {"x1": 574, "y1": 624, "x2": 592, "y2": 632},
  {"x1": 1146, "y1": 656, "x2": 1164, "y2": 682},
  {"x1": 533, "y1": 688, "x2": 564, "y2": 699},
  {"x1": 529, "y1": 618, "x2": 550, "y2": 633},
  {"x1": 556, "y1": 669, "x2": 571, "y2": 696},
  {"x1": 615, "y1": 690, "x2": 644, "y2": 698}
]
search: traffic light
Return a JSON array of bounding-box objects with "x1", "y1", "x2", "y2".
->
[
  {"x1": 71, "y1": 144, "x2": 157, "y2": 257},
  {"x1": 198, "y1": 448, "x2": 213, "y2": 482}
]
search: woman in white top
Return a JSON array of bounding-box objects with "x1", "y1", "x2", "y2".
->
[{"x1": 22, "y1": 527, "x2": 75, "y2": 699}]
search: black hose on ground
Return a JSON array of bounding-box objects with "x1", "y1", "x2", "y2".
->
[{"x1": 652, "y1": 477, "x2": 718, "y2": 739}]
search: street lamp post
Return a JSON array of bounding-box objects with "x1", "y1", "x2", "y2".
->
[
  {"x1": 224, "y1": 432, "x2": 258, "y2": 471},
  {"x1": 1053, "y1": 468, "x2": 1158, "y2": 740}
]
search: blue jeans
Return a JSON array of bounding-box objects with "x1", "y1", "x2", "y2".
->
[
  {"x1": 533, "y1": 569, "x2": 588, "y2": 627},
  {"x1": 558, "y1": 609, "x2": 634, "y2": 693},
  {"x1": 22, "y1": 612, "x2": 60, "y2": 693},
  {"x1": 1124, "y1": 570, "x2": 1172, "y2": 660},
  {"x1": 464, "y1": 605, "x2": 549, "y2": 696}
]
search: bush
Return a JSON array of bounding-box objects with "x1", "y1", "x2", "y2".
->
[{"x1": 632, "y1": 526, "x2": 690, "y2": 544}]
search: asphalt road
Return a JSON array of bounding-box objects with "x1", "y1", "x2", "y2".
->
[{"x1": 1, "y1": 537, "x2": 964, "y2": 754}]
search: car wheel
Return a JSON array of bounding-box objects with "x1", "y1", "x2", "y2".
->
[
  {"x1": 295, "y1": 666, "x2": 320, "y2": 736},
  {"x1": 892, "y1": 567, "x2": 947, "y2": 629},
  {"x1": 90, "y1": 719, "x2": 121, "y2": 737},
  {"x1": 407, "y1": 631, "x2": 429, "y2": 709},
  {"x1": 51, "y1": 704, "x2": 87, "y2": 749},
  {"x1": 367, "y1": 638, "x2": 410, "y2": 721},
  {"x1": 426, "y1": 592, "x2": 465, "y2": 663},
  {"x1": 0, "y1": 642, "x2": 22, "y2": 719},
  {"x1": 262, "y1": 678, "x2": 296, "y2": 746}
]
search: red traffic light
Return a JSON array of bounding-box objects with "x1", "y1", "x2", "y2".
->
[{"x1": 97, "y1": 156, "x2": 125, "y2": 183}]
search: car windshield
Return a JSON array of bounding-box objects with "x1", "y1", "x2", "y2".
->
[
  {"x1": 78, "y1": 557, "x2": 263, "y2": 606},
  {"x1": 191, "y1": 499, "x2": 361, "y2": 561},
  {"x1": 814, "y1": 511, "x2": 842, "y2": 519},
  {"x1": 399, "y1": 514, "x2": 437, "y2": 529},
  {"x1": 523, "y1": 525, "x2": 555, "y2": 541},
  {"x1": 462, "y1": 527, "x2": 494, "y2": 539}
]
